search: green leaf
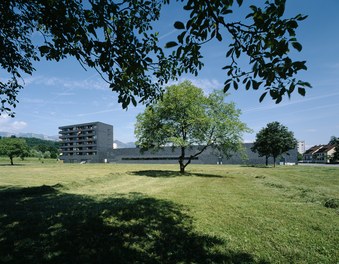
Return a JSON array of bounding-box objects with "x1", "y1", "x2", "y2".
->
[
  {"x1": 252, "y1": 80, "x2": 262, "y2": 90},
  {"x1": 131, "y1": 96, "x2": 137, "y2": 107},
  {"x1": 224, "y1": 82, "x2": 231, "y2": 92},
  {"x1": 221, "y1": 8, "x2": 233, "y2": 15},
  {"x1": 38, "y1": 45, "x2": 50, "y2": 54},
  {"x1": 259, "y1": 92, "x2": 267, "y2": 102},
  {"x1": 174, "y1": 21, "x2": 185, "y2": 30},
  {"x1": 246, "y1": 80, "x2": 251, "y2": 90},
  {"x1": 245, "y1": 12, "x2": 253, "y2": 19},
  {"x1": 233, "y1": 81, "x2": 238, "y2": 90},
  {"x1": 88, "y1": 24, "x2": 97, "y2": 38},
  {"x1": 292, "y1": 42, "x2": 302, "y2": 52},
  {"x1": 236, "y1": 0, "x2": 243, "y2": 6},
  {"x1": 226, "y1": 48, "x2": 233, "y2": 57},
  {"x1": 296, "y1": 14, "x2": 308, "y2": 21},
  {"x1": 145, "y1": 57, "x2": 153, "y2": 63},
  {"x1": 287, "y1": 20, "x2": 298, "y2": 29},
  {"x1": 165, "y1": 41, "x2": 178, "y2": 48},
  {"x1": 289, "y1": 83, "x2": 295, "y2": 94},
  {"x1": 216, "y1": 32, "x2": 222, "y2": 41},
  {"x1": 298, "y1": 87, "x2": 306, "y2": 96},
  {"x1": 275, "y1": 96, "x2": 282, "y2": 104}
]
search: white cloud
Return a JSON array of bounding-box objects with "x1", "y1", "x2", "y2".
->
[
  {"x1": 25, "y1": 75, "x2": 107, "y2": 91},
  {"x1": 158, "y1": 29, "x2": 178, "y2": 40},
  {"x1": 166, "y1": 77, "x2": 223, "y2": 95},
  {"x1": 52, "y1": 92, "x2": 75, "y2": 96},
  {"x1": 332, "y1": 62, "x2": 339, "y2": 70},
  {"x1": 306, "y1": 128, "x2": 317, "y2": 133},
  {"x1": 243, "y1": 91, "x2": 339, "y2": 114},
  {"x1": 77, "y1": 108, "x2": 118, "y2": 117},
  {"x1": 0, "y1": 115, "x2": 27, "y2": 133}
]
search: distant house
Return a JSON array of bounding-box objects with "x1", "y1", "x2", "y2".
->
[
  {"x1": 303, "y1": 144, "x2": 336, "y2": 163},
  {"x1": 303, "y1": 145, "x2": 323, "y2": 163}
]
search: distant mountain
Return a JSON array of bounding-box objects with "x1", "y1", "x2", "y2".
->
[
  {"x1": 113, "y1": 140, "x2": 136, "y2": 149},
  {"x1": 0, "y1": 132, "x2": 59, "y2": 141},
  {"x1": 0, "y1": 131, "x2": 135, "y2": 148}
]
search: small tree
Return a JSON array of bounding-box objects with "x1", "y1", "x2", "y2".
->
[
  {"x1": 135, "y1": 81, "x2": 250, "y2": 173},
  {"x1": 0, "y1": 137, "x2": 29, "y2": 165},
  {"x1": 329, "y1": 136, "x2": 339, "y2": 163},
  {"x1": 43, "y1": 151, "x2": 51, "y2": 159},
  {"x1": 251, "y1": 122, "x2": 297, "y2": 167}
]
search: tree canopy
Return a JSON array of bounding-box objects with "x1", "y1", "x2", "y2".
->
[
  {"x1": 135, "y1": 80, "x2": 250, "y2": 173},
  {"x1": 0, "y1": 137, "x2": 29, "y2": 165},
  {"x1": 251, "y1": 121, "x2": 297, "y2": 166},
  {"x1": 0, "y1": 0, "x2": 310, "y2": 116}
]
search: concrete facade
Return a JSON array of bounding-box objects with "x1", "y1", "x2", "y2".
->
[
  {"x1": 108, "y1": 143, "x2": 298, "y2": 165},
  {"x1": 58, "y1": 121, "x2": 297, "y2": 165},
  {"x1": 59, "y1": 122, "x2": 113, "y2": 163}
]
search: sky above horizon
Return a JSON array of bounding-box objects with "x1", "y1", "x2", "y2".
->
[{"x1": 0, "y1": 0, "x2": 338, "y2": 149}]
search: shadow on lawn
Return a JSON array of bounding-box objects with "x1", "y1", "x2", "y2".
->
[
  {"x1": 131, "y1": 170, "x2": 225, "y2": 178},
  {"x1": 0, "y1": 185, "x2": 267, "y2": 264},
  {"x1": 0, "y1": 164, "x2": 26, "y2": 167},
  {"x1": 241, "y1": 165, "x2": 273, "y2": 169}
]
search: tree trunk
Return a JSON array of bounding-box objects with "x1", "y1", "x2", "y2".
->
[
  {"x1": 10, "y1": 156, "x2": 14, "y2": 165},
  {"x1": 265, "y1": 156, "x2": 268, "y2": 166},
  {"x1": 273, "y1": 156, "x2": 276, "y2": 167},
  {"x1": 179, "y1": 146, "x2": 186, "y2": 174},
  {"x1": 179, "y1": 162, "x2": 185, "y2": 174}
]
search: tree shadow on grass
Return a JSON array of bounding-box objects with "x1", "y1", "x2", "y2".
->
[
  {"x1": 131, "y1": 170, "x2": 226, "y2": 178},
  {"x1": 241, "y1": 164, "x2": 273, "y2": 169},
  {"x1": 0, "y1": 185, "x2": 268, "y2": 264},
  {"x1": 0, "y1": 164, "x2": 26, "y2": 167}
]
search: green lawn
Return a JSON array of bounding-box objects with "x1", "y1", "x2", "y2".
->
[{"x1": 0, "y1": 160, "x2": 338, "y2": 263}]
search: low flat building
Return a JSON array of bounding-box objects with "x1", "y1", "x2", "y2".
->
[
  {"x1": 58, "y1": 122, "x2": 297, "y2": 165},
  {"x1": 109, "y1": 143, "x2": 298, "y2": 165},
  {"x1": 59, "y1": 122, "x2": 113, "y2": 163}
]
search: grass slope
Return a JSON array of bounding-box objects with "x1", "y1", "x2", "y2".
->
[{"x1": 0, "y1": 161, "x2": 338, "y2": 263}]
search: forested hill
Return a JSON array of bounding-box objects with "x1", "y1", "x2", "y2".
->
[
  {"x1": 23, "y1": 137, "x2": 60, "y2": 151},
  {"x1": 23, "y1": 137, "x2": 60, "y2": 159}
]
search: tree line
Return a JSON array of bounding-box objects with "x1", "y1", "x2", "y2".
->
[{"x1": 0, "y1": 137, "x2": 59, "y2": 165}]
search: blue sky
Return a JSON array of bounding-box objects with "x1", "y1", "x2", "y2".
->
[{"x1": 0, "y1": 0, "x2": 338, "y2": 149}]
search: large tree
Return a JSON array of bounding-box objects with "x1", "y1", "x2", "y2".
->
[
  {"x1": 0, "y1": 0, "x2": 310, "y2": 116},
  {"x1": 135, "y1": 81, "x2": 250, "y2": 173},
  {"x1": 0, "y1": 137, "x2": 29, "y2": 165},
  {"x1": 251, "y1": 121, "x2": 297, "y2": 167}
]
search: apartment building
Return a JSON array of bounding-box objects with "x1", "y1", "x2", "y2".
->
[
  {"x1": 297, "y1": 141, "x2": 306, "y2": 154},
  {"x1": 59, "y1": 122, "x2": 113, "y2": 163}
]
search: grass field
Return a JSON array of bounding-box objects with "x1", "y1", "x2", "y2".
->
[{"x1": 0, "y1": 159, "x2": 338, "y2": 263}]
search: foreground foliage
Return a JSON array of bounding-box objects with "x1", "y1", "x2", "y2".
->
[
  {"x1": 0, "y1": 0, "x2": 310, "y2": 116},
  {"x1": 0, "y1": 163, "x2": 338, "y2": 263}
]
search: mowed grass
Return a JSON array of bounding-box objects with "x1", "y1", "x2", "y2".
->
[{"x1": 0, "y1": 159, "x2": 338, "y2": 263}]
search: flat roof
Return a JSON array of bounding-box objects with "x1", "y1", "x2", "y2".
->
[{"x1": 59, "y1": 121, "x2": 112, "y2": 129}]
